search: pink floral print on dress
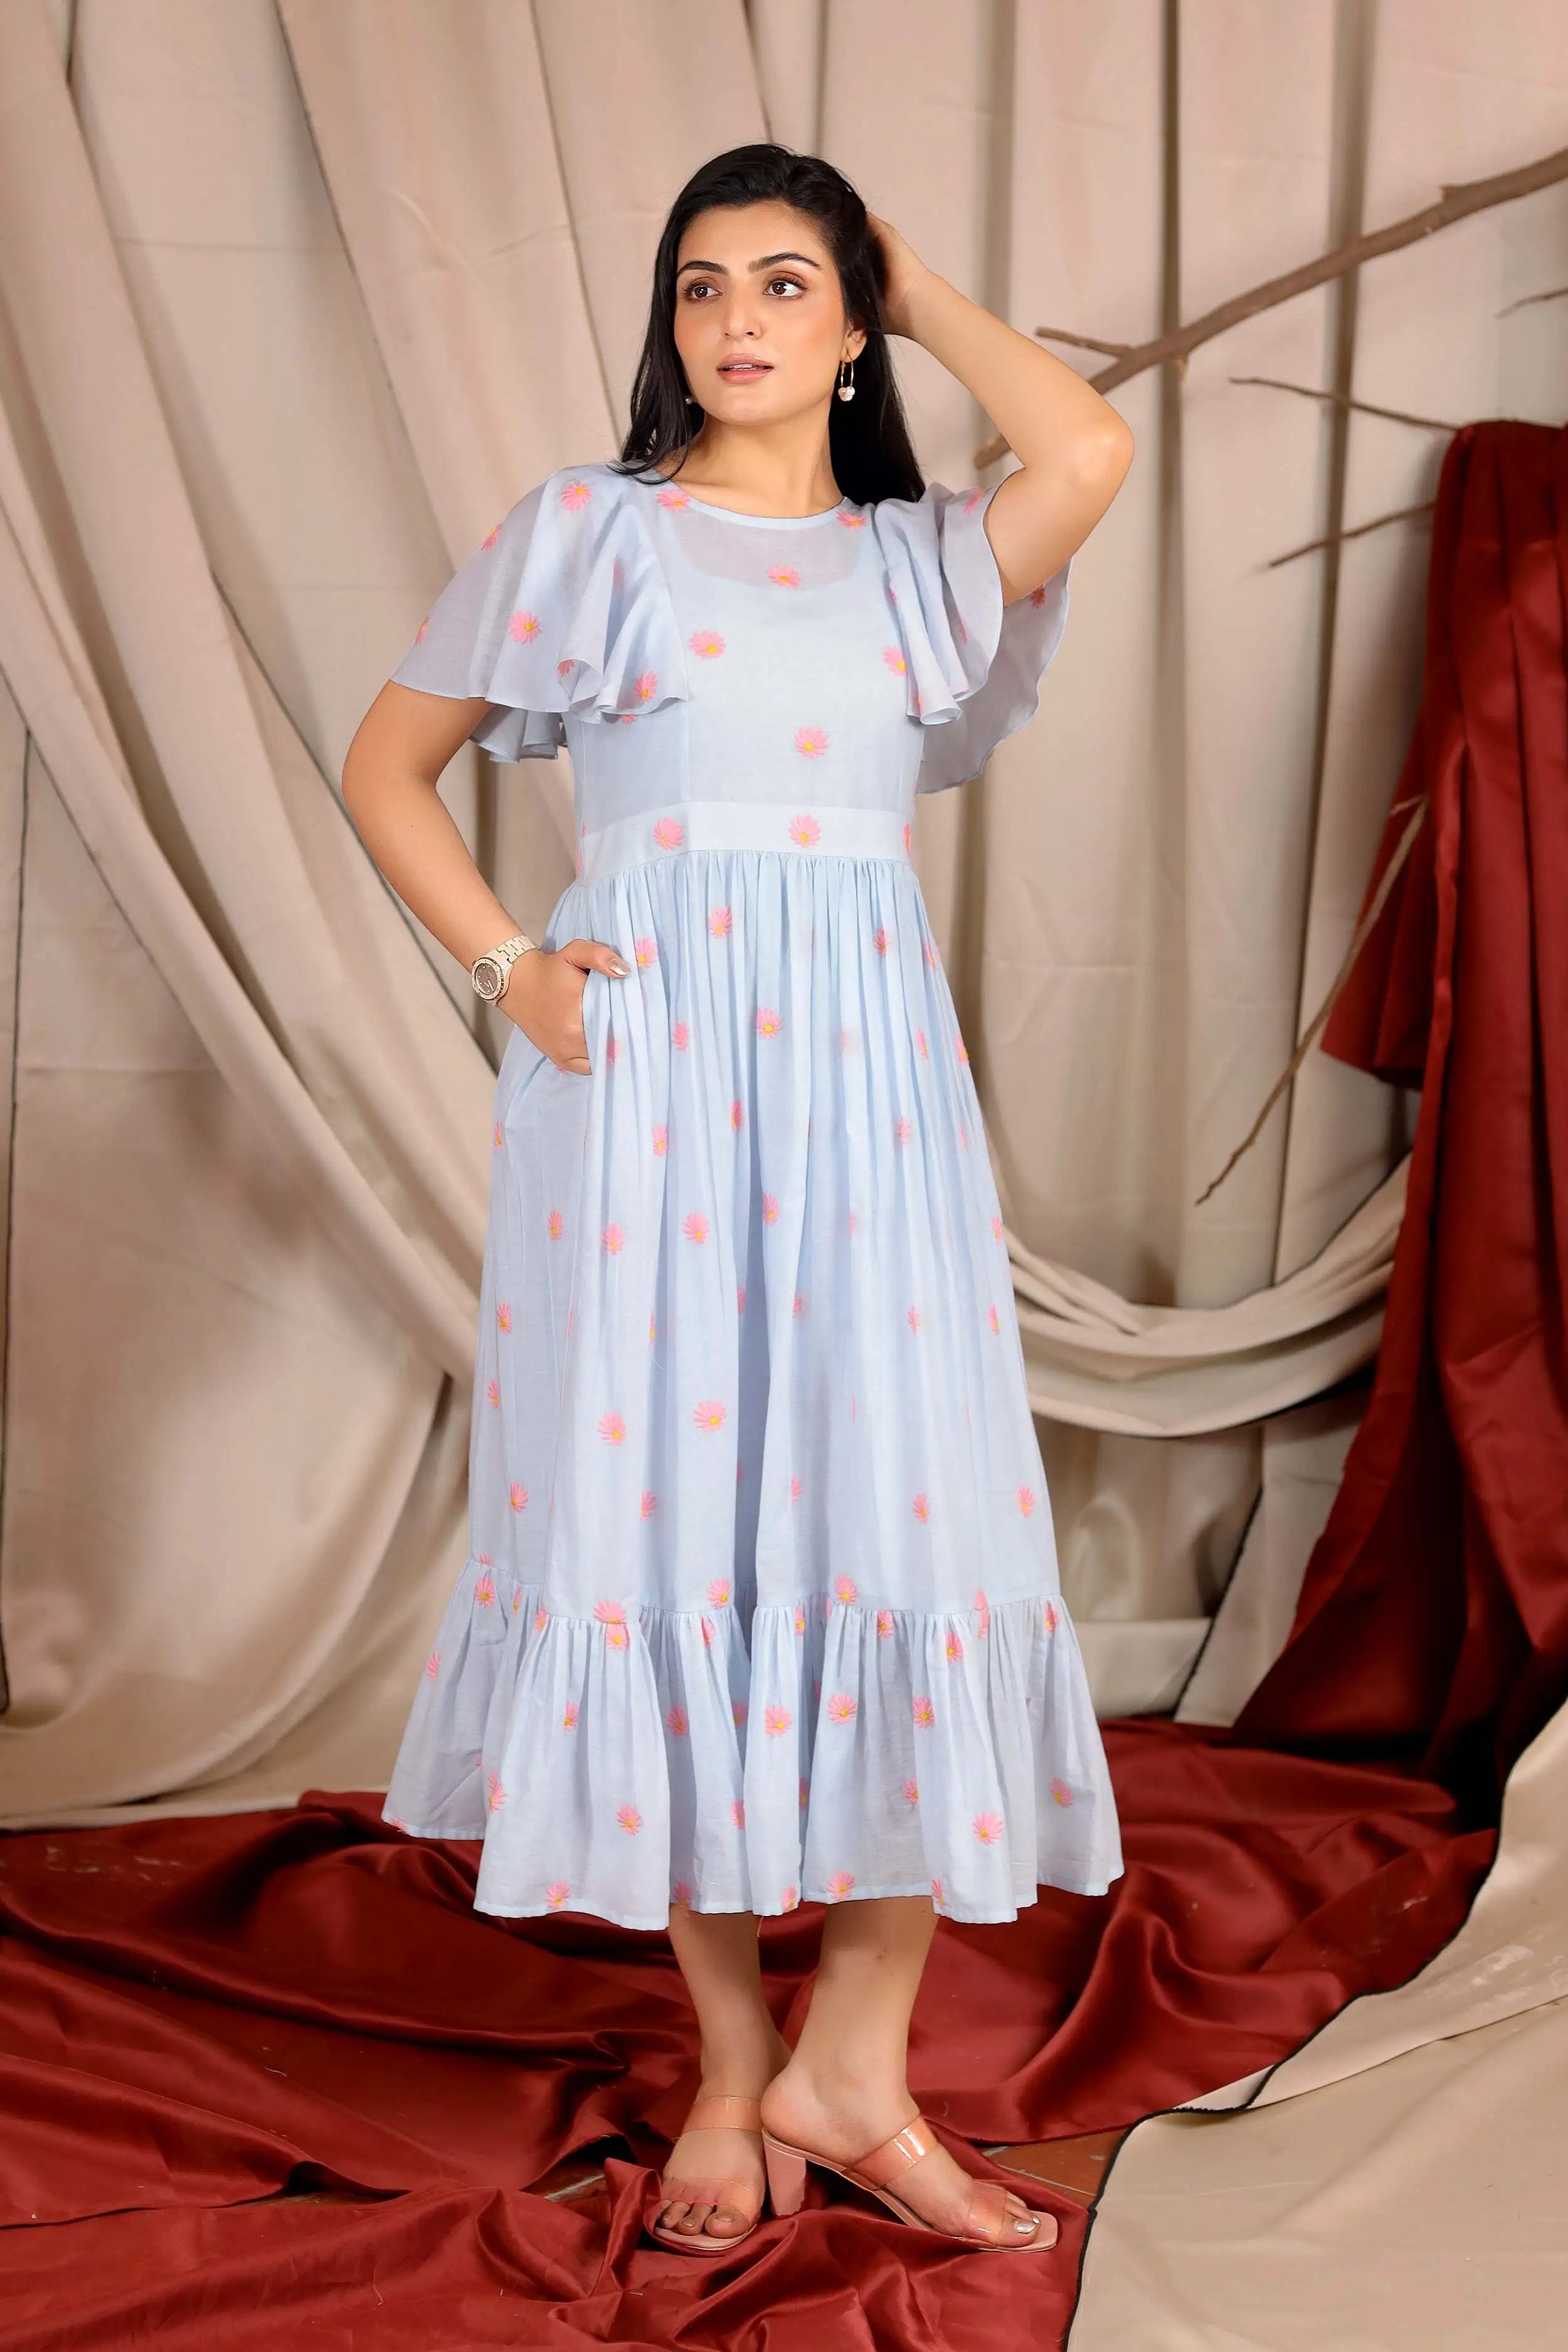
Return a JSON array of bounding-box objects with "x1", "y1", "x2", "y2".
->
[
  {"x1": 598, "y1": 1412, "x2": 627, "y2": 1444},
  {"x1": 790, "y1": 1475, "x2": 802, "y2": 1504},
  {"x1": 827, "y1": 1692, "x2": 857, "y2": 1723},
  {"x1": 485, "y1": 1379, "x2": 501, "y2": 1410},
  {"x1": 794, "y1": 726, "x2": 827, "y2": 758},
  {"x1": 769, "y1": 565, "x2": 800, "y2": 588},
  {"x1": 497, "y1": 1301, "x2": 512, "y2": 1332},
  {"x1": 833, "y1": 1575, "x2": 859, "y2": 1607},
  {"x1": 694, "y1": 1398, "x2": 726, "y2": 1430},
  {"x1": 894, "y1": 1115, "x2": 912, "y2": 1145},
  {"x1": 765, "y1": 1704, "x2": 792, "y2": 1736},
  {"x1": 425, "y1": 1649, "x2": 440, "y2": 1679},
  {"x1": 737, "y1": 1284, "x2": 747, "y2": 1314},
  {"x1": 826, "y1": 1871, "x2": 855, "y2": 1901},
  {"x1": 559, "y1": 479, "x2": 592, "y2": 510},
  {"x1": 930, "y1": 1877, "x2": 946, "y2": 1908},
  {"x1": 781, "y1": 1884, "x2": 800, "y2": 1910},
  {"x1": 876, "y1": 1609, "x2": 894, "y2": 1638},
  {"x1": 708, "y1": 1578, "x2": 733, "y2": 1607},
  {"x1": 973, "y1": 1812, "x2": 1003, "y2": 1844},
  {"x1": 731, "y1": 1099, "x2": 744, "y2": 1131},
  {"x1": 945, "y1": 1627, "x2": 963, "y2": 1663},
  {"x1": 548, "y1": 1208, "x2": 564, "y2": 1240},
  {"x1": 838, "y1": 510, "x2": 865, "y2": 529},
  {"x1": 756, "y1": 1006, "x2": 782, "y2": 1037},
  {"x1": 974, "y1": 1589, "x2": 991, "y2": 1637},
  {"x1": 657, "y1": 484, "x2": 689, "y2": 508},
  {"x1": 563, "y1": 1702, "x2": 579, "y2": 1729},
  {"x1": 509, "y1": 1483, "x2": 528, "y2": 1514},
  {"x1": 904, "y1": 820, "x2": 913, "y2": 854},
  {"x1": 682, "y1": 1211, "x2": 709, "y2": 1245},
  {"x1": 535, "y1": 1605, "x2": 548, "y2": 1631},
  {"x1": 595, "y1": 1599, "x2": 629, "y2": 1652},
  {"x1": 988, "y1": 1304, "x2": 1001, "y2": 1334},
  {"x1": 914, "y1": 1493, "x2": 931, "y2": 1523},
  {"x1": 903, "y1": 1778, "x2": 919, "y2": 1804},
  {"x1": 689, "y1": 627, "x2": 724, "y2": 656},
  {"x1": 617, "y1": 1804, "x2": 643, "y2": 1834},
  {"x1": 672, "y1": 1019, "x2": 691, "y2": 1050},
  {"x1": 666, "y1": 1705, "x2": 689, "y2": 1735},
  {"x1": 509, "y1": 610, "x2": 541, "y2": 642},
  {"x1": 913, "y1": 1695, "x2": 936, "y2": 1728},
  {"x1": 762, "y1": 1192, "x2": 780, "y2": 1223},
  {"x1": 1044, "y1": 1600, "x2": 1059, "y2": 1634},
  {"x1": 415, "y1": 619, "x2": 430, "y2": 644},
  {"x1": 732, "y1": 1698, "x2": 748, "y2": 1725},
  {"x1": 709, "y1": 904, "x2": 733, "y2": 937},
  {"x1": 793, "y1": 1602, "x2": 807, "y2": 1636},
  {"x1": 493, "y1": 1120, "x2": 504, "y2": 1148},
  {"x1": 1050, "y1": 1779, "x2": 1074, "y2": 1807},
  {"x1": 640, "y1": 1489, "x2": 657, "y2": 1519},
  {"x1": 789, "y1": 812, "x2": 822, "y2": 846},
  {"x1": 882, "y1": 646, "x2": 906, "y2": 675},
  {"x1": 907, "y1": 1306, "x2": 921, "y2": 1334},
  {"x1": 487, "y1": 1771, "x2": 506, "y2": 1812},
  {"x1": 546, "y1": 1881, "x2": 569, "y2": 1910},
  {"x1": 1030, "y1": 582, "x2": 1049, "y2": 608},
  {"x1": 635, "y1": 671, "x2": 658, "y2": 705},
  {"x1": 602, "y1": 1223, "x2": 624, "y2": 1255},
  {"x1": 731, "y1": 1797, "x2": 746, "y2": 1827},
  {"x1": 956, "y1": 1036, "x2": 970, "y2": 1065},
  {"x1": 1018, "y1": 1486, "x2": 1037, "y2": 1516},
  {"x1": 653, "y1": 816, "x2": 685, "y2": 850},
  {"x1": 633, "y1": 935, "x2": 657, "y2": 966},
  {"x1": 700, "y1": 1615, "x2": 716, "y2": 1648}
]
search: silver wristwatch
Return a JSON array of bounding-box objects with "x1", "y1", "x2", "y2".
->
[{"x1": 470, "y1": 931, "x2": 538, "y2": 1003}]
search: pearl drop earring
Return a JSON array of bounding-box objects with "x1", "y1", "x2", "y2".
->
[{"x1": 836, "y1": 357, "x2": 856, "y2": 403}]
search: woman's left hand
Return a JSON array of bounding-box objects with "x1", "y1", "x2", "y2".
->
[{"x1": 866, "y1": 214, "x2": 933, "y2": 339}]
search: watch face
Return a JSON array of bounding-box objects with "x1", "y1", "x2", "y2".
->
[{"x1": 473, "y1": 958, "x2": 502, "y2": 1001}]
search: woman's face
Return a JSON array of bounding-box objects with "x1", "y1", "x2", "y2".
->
[{"x1": 671, "y1": 200, "x2": 866, "y2": 430}]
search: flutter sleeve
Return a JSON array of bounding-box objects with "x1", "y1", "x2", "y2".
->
[
  {"x1": 871, "y1": 479, "x2": 1072, "y2": 794},
  {"x1": 390, "y1": 465, "x2": 689, "y2": 762}
]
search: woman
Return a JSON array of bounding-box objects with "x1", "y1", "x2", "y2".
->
[{"x1": 343, "y1": 144, "x2": 1133, "y2": 2259}]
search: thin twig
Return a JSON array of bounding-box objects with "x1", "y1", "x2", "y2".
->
[
  {"x1": 976, "y1": 138, "x2": 1568, "y2": 467},
  {"x1": 1193, "y1": 795, "x2": 1431, "y2": 1207},
  {"x1": 1227, "y1": 375, "x2": 1462, "y2": 435},
  {"x1": 1267, "y1": 499, "x2": 1435, "y2": 568}
]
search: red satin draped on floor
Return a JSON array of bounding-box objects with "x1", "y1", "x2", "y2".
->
[{"x1": 1, "y1": 420, "x2": 1561, "y2": 2348}]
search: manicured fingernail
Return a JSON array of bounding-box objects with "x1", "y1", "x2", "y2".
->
[{"x1": 610, "y1": 960, "x2": 628, "y2": 976}]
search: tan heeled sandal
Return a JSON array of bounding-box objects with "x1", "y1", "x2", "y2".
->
[
  {"x1": 762, "y1": 2114, "x2": 1059, "y2": 2252},
  {"x1": 645, "y1": 2093, "x2": 768, "y2": 2256}
]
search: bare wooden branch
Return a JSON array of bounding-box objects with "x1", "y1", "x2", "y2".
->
[
  {"x1": 1193, "y1": 796, "x2": 1431, "y2": 1208},
  {"x1": 1227, "y1": 375, "x2": 1462, "y2": 435},
  {"x1": 1268, "y1": 499, "x2": 1435, "y2": 569},
  {"x1": 975, "y1": 138, "x2": 1568, "y2": 468}
]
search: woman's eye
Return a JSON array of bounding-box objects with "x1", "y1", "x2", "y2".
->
[
  {"x1": 682, "y1": 282, "x2": 716, "y2": 300},
  {"x1": 766, "y1": 277, "x2": 805, "y2": 297}
]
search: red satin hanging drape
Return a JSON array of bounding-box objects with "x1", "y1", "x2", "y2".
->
[{"x1": 1235, "y1": 418, "x2": 1568, "y2": 1808}]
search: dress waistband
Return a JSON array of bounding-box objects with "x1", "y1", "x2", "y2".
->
[{"x1": 575, "y1": 798, "x2": 914, "y2": 885}]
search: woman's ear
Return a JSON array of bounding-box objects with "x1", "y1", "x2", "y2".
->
[{"x1": 844, "y1": 322, "x2": 869, "y2": 363}]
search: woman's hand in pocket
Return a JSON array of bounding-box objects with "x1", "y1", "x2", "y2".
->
[{"x1": 500, "y1": 937, "x2": 628, "y2": 1074}]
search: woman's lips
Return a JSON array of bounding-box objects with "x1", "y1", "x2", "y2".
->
[{"x1": 718, "y1": 361, "x2": 772, "y2": 378}]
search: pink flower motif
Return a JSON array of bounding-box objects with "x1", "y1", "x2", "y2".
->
[
  {"x1": 633, "y1": 935, "x2": 658, "y2": 966},
  {"x1": 1018, "y1": 1486, "x2": 1037, "y2": 1517},
  {"x1": 415, "y1": 617, "x2": 430, "y2": 643},
  {"x1": 689, "y1": 627, "x2": 724, "y2": 656},
  {"x1": 838, "y1": 510, "x2": 866, "y2": 529},
  {"x1": 672, "y1": 1019, "x2": 691, "y2": 1050},
  {"x1": 486, "y1": 1771, "x2": 506, "y2": 1812},
  {"x1": 793, "y1": 1603, "x2": 807, "y2": 1636},
  {"x1": 1050, "y1": 1779, "x2": 1074, "y2": 1808},
  {"x1": 707, "y1": 1578, "x2": 733, "y2": 1608},
  {"x1": 602, "y1": 1223, "x2": 625, "y2": 1254},
  {"x1": 605, "y1": 1036, "x2": 619, "y2": 1063},
  {"x1": 894, "y1": 1115, "x2": 912, "y2": 1145},
  {"x1": 708, "y1": 904, "x2": 733, "y2": 939},
  {"x1": 557, "y1": 657, "x2": 574, "y2": 680},
  {"x1": 666, "y1": 1705, "x2": 689, "y2": 1735},
  {"x1": 945, "y1": 1628, "x2": 963, "y2": 1663},
  {"x1": 657, "y1": 485, "x2": 690, "y2": 509},
  {"x1": 756, "y1": 1006, "x2": 782, "y2": 1037},
  {"x1": 765, "y1": 1703, "x2": 792, "y2": 1736},
  {"x1": 956, "y1": 1036, "x2": 970, "y2": 1065},
  {"x1": 509, "y1": 1482, "x2": 528, "y2": 1514},
  {"x1": 827, "y1": 1691, "x2": 857, "y2": 1723},
  {"x1": 651, "y1": 1122, "x2": 668, "y2": 1156},
  {"x1": 563, "y1": 1701, "x2": 579, "y2": 1729},
  {"x1": 635, "y1": 670, "x2": 658, "y2": 705},
  {"x1": 672, "y1": 1878, "x2": 694, "y2": 1906},
  {"x1": 914, "y1": 1493, "x2": 931, "y2": 1523},
  {"x1": 509, "y1": 610, "x2": 541, "y2": 642},
  {"x1": 833, "y1": 1574, "x2": 859, "y2": 1607},
  {"x1": 769, "y1": 564, "x2": 800, "y2": 588},
  {"x1": 876, "y1": 1609, "x2": 894, "y2": 1638},
  {"x1": 1030, "y1": 582, "x2": 1049, "y2": 608},
  {"x1": 595, "y1": 1600, "x2": 628, "y2": 1655},
  {"x1": 992, "y1": 1213, "x2": 1005, "y2": 1242},
  {"x1": 988, "y1": 1303, "x2": 1001, "y2": 1333},
  {"x1": 904, "y1": 1778, "x2": 920, "y2": 1804},
  {"x1": 963, "y1": 487, "x2": 985, "y2": 514},
  {"x1": 974, "y1": 1811, "x2": 1004, "y2": 1844},
  {"x1": 511, "y1": 1588, "x2": 524, "y2": 1614},
  {"x1": 799, "y1": 1775, "x2": 810, "y2": 1807},
  {"x1": 737, "y1": 1284, "x2": 748, "y2": 1313},
  {"x1": 907, "y1": 1306, "x2": 921, "y2": 1334},
  {"x1": 930, "y1": 1876, "x2": 945, "y2": 1908},
  {"x1": 923, "y1": 937, "x2": 936, "y2": 964},
  {"x1": 496, "y1": 1301, "x2": 512, "y2": 1333},
  {"x1": 790, "y1": 1474, "x2": 802, "y2": 1504},
  {"x1": 873, "y1": 925, "x2": 889, "y2": 957},
  {"x1": 792, "y1": 1292, "x2": 804, "y2": 1317},
  {"x1": 761, "y1": 1192, "x2": 780, "y2": 1223},
  {"x1": 534, "y1": 1605, "x2": 548, "y2": 1631},
  {"x1": 904, "y1": 819, "x2": 913, "y2": 853},
  {"x1": 794, "y1": 725, "x2": 827, "y2": 758},
  {"x1": 731, "y1": 1099, "x2": 744, "y2": 1131},
  {"x1": 882, "y1": 646, "x2": 907, "y2": 674},
  {"x1": 840, "y1": 1025, "x2": 861, "y2": 1053},
  {"x1": 732, "y1": 1698, "x2": 748, "y2": 1725},
  {"x1": 546, "y1": 1881, "x2": 570, "y2": 1909},
  {"x1": 781, "y1": 1884, "x2": 800, "y2": 1910},
  {"x1": 915, "y1": 1029, "x2": 930, "y2": 1062},
  {"x1": 653, "y1": 815, "x2": 686, "y2": 850},
  {"x1": 474, "y1": 1570, "x2": 496, "y2": 1609},
  {"x1": 548, "y1": 1207, "x2": 564, "y2": 1239},
  {"x1": 617, "y1": 1804, "x2": 643, "y2": 1834},
  {"x1": 789, "y1": 811, "x2": 822, "y2": 846},
  {"x1": 640, "y1": 1488, "x2": 657, "y2": 1518},
  {"x1": 974, "y1": 1588, "x2": 991, "y2": 1637},
  {"x1": 559, "y1": 479, "x2": 592, "y2": 510},
  {"x1": 1044, "y1": 1600, "x2": 1059, "y2": 1634},
  {"x1": 826, "y1": 1870, "x2": 856, "y2": 1901},
  {"x1": 493, "y1": 1120, "x2": 504, "y2": 1148},
  {"x1": 485, "y1": 1378, "x2": 501, "y2": 1410},
  {"x1": 913, "y1": 1695, "x2": 935, "y2": 1728},
  {"x1": 696, "y1": 1397, "x2": 726, "y2": 1432},
  {"x1": 731, "y1": 1797, "x2": 746, "y2": 1826},
  {"x1": 683, "y1": 1211, "x2": 710, "y2": 1245},
  {"x1": 425, "y1": 1648, "x2": 440, "y2": 1679},
  {"x1": 700, "y1": 1615, "x2": 716, "y2": 1648},
  {"x1": 598, "y1": 1412, "x2": 626, "y2": 1444}
]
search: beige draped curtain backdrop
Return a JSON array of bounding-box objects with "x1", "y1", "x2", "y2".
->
[{"x1": 0, "y1": 0, "x2": 1561, "y2": 1834}]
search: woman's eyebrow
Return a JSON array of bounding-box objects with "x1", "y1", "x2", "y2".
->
[{"x1": 674, "y1": 252, "x2": 823, "y2": 275}]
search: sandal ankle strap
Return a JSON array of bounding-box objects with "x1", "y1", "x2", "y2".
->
[
  {"x1": 849, "y1": 2114, "x2": 936, "y2": 2188},
  {"x1": 683, "y1": 2092, "x2": 763, "y2": 2133}
]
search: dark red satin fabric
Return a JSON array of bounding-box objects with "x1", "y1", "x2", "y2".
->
[
  {"x1": 3, "y1": 418, "x2": 1561, "y2": 2349},
  {"x1": 1235, "y1": 420, "x2": 1568, "y2": 1807}
]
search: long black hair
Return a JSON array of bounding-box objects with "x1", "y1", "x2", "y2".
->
[{"x1": 615, "y1": 144, "x2": 924, "y2": 508}]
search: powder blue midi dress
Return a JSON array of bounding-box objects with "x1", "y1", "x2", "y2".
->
[{"x1": 380, "y1": 460, "x2": 1123, "y2": 1929}]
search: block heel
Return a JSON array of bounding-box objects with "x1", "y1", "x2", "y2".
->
[{"x1": 761, "y1": 2129, "x2": 809, "y2": 2215}]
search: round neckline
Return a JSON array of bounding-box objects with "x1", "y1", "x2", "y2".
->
[{"x1": 649, "y1": 477, "x2": 853, "y2": 528}]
